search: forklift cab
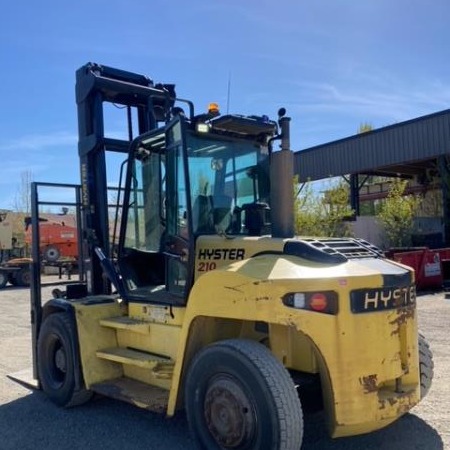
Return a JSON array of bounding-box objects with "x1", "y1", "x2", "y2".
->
[{"x1": 117, "y1": 115, "x2": 272, "y2": 305}]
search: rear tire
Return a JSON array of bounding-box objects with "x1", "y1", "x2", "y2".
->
[
  {"x1": 14, "y1": 267, "x2": 31, "y2": 287},
  {"x1": 38, "y1": 312, "x2": 92, "y2": 407},
  {"x1": 419, "y1": 332, "x2": 433, "y2": 399},
  {"x1": 185, "y1": 339, "x2": 303, "y2": 450}
]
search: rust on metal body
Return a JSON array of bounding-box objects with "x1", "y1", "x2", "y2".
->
[
  {"x1": 390, "y1": 305, "x2": 415, "y2": 336},
  {"x1": 91, "y1": 377, "x2": 169, "y2": 413},
  {"x1": 360, "y1": 374, "x2": 378, "y2": 393}
]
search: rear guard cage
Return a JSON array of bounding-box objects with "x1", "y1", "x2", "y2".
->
[{"x1": 29, "y1": 181, "x2": 121, "y2": 379}]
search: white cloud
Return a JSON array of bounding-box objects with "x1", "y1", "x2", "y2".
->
[
  {"x1": 0, "y1": 131, "x2": 79, "y2": 209},
  {"x1": 291, "y1": 77, "x2": 450, "y2": 124},
  {"x1": 0, "y1": 131, "x2": 77, "y2": 152}
]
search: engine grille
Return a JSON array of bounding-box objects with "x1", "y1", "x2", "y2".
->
[{"x1": 283, "y1": 238, "x2": 383, "y2": 264}]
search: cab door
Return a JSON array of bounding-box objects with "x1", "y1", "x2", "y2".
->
[{"x1": 163, "y1": 117, "x2": 193, "y2": 300}]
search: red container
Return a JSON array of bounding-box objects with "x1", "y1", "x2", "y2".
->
[
  {"x1": 434, "y1": 248, "x2": 450, "y2": 288},
  {"x1": 386, "y1": 247, "x2": 442, "y2": 290}
]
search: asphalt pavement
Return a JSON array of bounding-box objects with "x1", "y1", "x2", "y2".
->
[{"x1": 0, "y1": 279, "x2": 448, "y2": 449}]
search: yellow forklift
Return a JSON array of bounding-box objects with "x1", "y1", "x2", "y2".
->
[{"x1": 28, "y1": 63, "x2": 433, "y2": 449}]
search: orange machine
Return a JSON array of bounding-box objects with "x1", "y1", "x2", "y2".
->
[{"x1": 25, "y1": 219, "x2": 78, "y2": 262}]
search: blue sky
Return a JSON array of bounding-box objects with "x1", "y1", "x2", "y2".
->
[{"x1": 1, "y1": 0, "x2": 449, "y2": 209}]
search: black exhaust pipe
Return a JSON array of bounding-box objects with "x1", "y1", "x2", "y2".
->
[{"x1": 270, "y1": 109, "x2": 294, "y2": 238}]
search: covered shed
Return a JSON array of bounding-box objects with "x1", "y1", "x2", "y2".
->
[{"x1": 294, "y1": 109, "x2": 450, "y2": 244}]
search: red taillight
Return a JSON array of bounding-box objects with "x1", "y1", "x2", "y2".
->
[
  {"x1": 309, "y1": 293, "x2": 328, "y2": 312},
  {"x1": 283, "y1": 291, "x2": 338, "y2": 315}
]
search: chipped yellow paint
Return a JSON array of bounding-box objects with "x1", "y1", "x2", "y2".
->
[
  {"x1": 167, "y1": 253, "x2": 420, "y2": 438},
  {"x1": 72, "y1": 238, "x2": 420, "y2": 439}
]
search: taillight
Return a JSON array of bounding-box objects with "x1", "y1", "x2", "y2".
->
[
  {"x1": 283, "y1": 291, "x2": 338, "y2": 315},
  {"x1": 310, "y1": 293, "x2": 328, "y2": 312}
]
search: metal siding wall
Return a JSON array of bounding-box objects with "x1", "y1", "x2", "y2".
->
[{"x1": 295, "y1": 110, "x2": 450, "y2": 181}]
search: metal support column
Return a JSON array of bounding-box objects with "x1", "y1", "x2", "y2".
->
[
  {"x1": 349, "y1": 174, "x2": 360, "y2": 216},
  {"x1": 438, "y1": 155, "x2": 450, "y2": 246}
]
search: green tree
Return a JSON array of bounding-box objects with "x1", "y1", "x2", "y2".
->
[
  {"x1": 377, "y1": 178, "x2": 422, "y2": 247},
  {"x1": 358, "y1": 122, "x2": 373, "y2": 134},
  {"x1": 294, "y1": 178, "x2": 354, "y2": 237}
]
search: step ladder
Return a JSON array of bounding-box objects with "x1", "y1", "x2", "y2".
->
[
  {"x1": 92, "y1": 315, "x2": 176, "y2": 412},
  {"x1": 96, "y1": 347, "x2": 174, "y2": 379}
]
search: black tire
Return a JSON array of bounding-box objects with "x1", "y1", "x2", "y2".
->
[
  {"x1": 0, "y1": 270, "x2": 8, "y2": 289},
  {"x1": 185, "y1": 339, "x2": 303, "y2": 450},
  {"x1": 8, "y1": 273, "x2": 17, "y2": 286},
  {"x1": 38, "y1": 312, "x2": 92, "y2": 407},
  {"x1": 14, "y1": 267, "x2": 31, "y2": 287},
  {"x1": 44, "y1": 245, "x2": 61, "y2": 262},
  {"x1": 419, "y1": 332, "x2": 434, "y2": 399}
]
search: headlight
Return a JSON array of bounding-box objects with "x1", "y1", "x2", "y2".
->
[{"x1": 196, "y1": 123, "x2": 210, "y2": 133}]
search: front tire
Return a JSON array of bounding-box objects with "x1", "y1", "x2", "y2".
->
[
  {"x1": 38, "y1": 312, "x2": 92, "y2": 407},
  {"x1": 185, "y1": 339, "x2": 303, "y2": 450}
]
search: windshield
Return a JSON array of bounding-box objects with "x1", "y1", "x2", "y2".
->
[
  {"x1": 122, "y1": 127, "x2": 272, "y2": 255},
  {"x1": 186, "y1": 132, "x2": 270, "y2": 235}
]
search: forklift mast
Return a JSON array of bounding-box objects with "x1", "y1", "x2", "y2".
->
[{"x1": 75, "y1": 63, "x2": 179, "y2": 295}]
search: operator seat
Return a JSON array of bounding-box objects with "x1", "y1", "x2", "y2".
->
[{"x1": 242, "y1": 202, "x2": 270, "y2": 236}]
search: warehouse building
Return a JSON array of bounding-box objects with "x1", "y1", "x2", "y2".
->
[{"x1": 294, "y1": 109, "x2": 450, "y2": 246}]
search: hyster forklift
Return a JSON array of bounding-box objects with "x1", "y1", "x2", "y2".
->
[{"x1": 29, "y1": 63, "x2": 433, "y2": 449}]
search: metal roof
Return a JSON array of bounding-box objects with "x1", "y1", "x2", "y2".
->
[{"x1": 294, "y1": 109, "x2": 450, "y2": 182}]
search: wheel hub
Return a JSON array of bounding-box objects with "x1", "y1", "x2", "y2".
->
[
  {"x1": 54, "y1": 347, "x2": 67, "y2": 373},
  {"x1": 204, "y1": 377, "x2": 255, "y2": 448}
]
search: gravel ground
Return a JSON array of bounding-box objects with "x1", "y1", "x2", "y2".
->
[{"x1": 0, "y1": 277, "x2": 448, "y2": 450}]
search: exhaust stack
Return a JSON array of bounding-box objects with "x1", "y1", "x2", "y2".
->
[{"x1": 270, "y1": 109, "x2": 295, "y2": 238}]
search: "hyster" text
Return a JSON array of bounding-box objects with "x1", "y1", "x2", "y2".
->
[{"x1": 198, "y1": 248, "x2": 246, "y2": 260}]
